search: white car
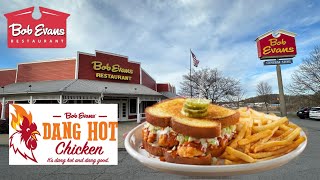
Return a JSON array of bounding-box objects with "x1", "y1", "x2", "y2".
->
[{"x1": 309, "y1": 107, "x2": 320, "y2": 120}]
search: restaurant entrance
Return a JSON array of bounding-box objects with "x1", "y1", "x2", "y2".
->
[{"x1": 102, "y1": 99, "x2": 128, "y2": 121}]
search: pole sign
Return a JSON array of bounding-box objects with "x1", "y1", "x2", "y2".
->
[
  {"x1": 256, "y1": 30, "x2": 297, "y2": 60},
  {"x1": 264, "y1": 59, "x2": 293, "y2": 65}
]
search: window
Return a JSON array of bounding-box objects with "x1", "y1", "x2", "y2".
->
[
  {"x1": 129, "y1": 99, "x2": 137, "y2": 114},
  {"x1": 14, "y1": 101, "x2": 29, "y2": 104},
  {"x1": 311, "y1": 107, "x2": 320, "y2": 111},
  {"x1": 122, "y1": 103, "x2": 127, "y2": 117}
]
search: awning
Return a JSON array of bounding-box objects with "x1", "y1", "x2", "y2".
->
[{"x1": 0, "y1": 79, "x2": 163, "y2": 96}]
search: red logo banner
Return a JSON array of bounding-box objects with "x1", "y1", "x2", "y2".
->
[{"x1": 4, "y1": 7, "x2": 70, "y2": 48}]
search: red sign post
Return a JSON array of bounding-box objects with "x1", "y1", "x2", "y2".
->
[
  {"x1": 256, "y1": 30, "x2": 297, "y2": 117},
  {"x1": 4, "y1": 7, "x2": 70, "y2": 48}
]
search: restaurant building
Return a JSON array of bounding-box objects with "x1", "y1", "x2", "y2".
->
[{"x1": 0, "y1": 50, "x2": 176, "y2": 122}]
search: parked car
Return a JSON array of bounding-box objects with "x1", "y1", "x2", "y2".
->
[
  {"x1": 296, "y1": 107, "x2": 311, "y2": 119},
  {"x1": 309, "y1": 107, "x2": 320, "y2": 120}
]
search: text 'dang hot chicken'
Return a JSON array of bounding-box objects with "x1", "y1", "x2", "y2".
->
[{"x1": 142, "y1": 98, "x2": 240, "y2": 165}]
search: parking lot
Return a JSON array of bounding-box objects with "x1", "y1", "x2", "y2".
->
[{"x1": 1, "y1": 117, "x2": 319, "y2": 180}]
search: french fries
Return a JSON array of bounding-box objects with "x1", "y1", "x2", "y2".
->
[
  {"x1": 244, "y1": 115, "x2": 253, "y2": 153},
  {"x1": 252, "y1": 117, "x2": 288, "y2": 132},
  {"x1": 223, "y1": 153, "x2": 241, "y2": 161},
  {"x1": 288, "y1": 122, "x2": 299, "y2": 129},
  {"x1": 224, "y1": 159, "x2": 234, "y2": 165},
  {"x1": 238, "y1": 129, "x2": 272, "y2": 145},
  {"x1": 221, "y1": 108, "x2": 307, "y2": 165},
  {"x1": 224, "y1": 159, "x2": 247, "y2": 165},
  {"x1": 225, "y1": 147, "x2": 256, "y2": 163},
  {"x1": 250, "y1": 126, "x2": 278, "y2": 151},
  {"x1": 274, "y1": 130, "x2": 285, "y2": 136},
  {"x1": 279, "y1": 124, "x2": 290, "y2": 131},
  {"x1": 229, "y1": 122, "x2": 248, "y2": 148},
  {"x1": 248, "y1": 136, "x2": 306, "y2": 159}
]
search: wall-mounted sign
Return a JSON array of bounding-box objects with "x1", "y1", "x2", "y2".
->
[
  {"x1": 9, "y1": 104, "x2": 118, "y2": 165},
  {"x1": 92, "y1": 61, "x2": 133, "y2": 81},
  {"x1": 256, "y1": 30, "x2": 297, "y2": 60},
  {"x1": 4, "y1": 7, "x2": 70, "y2": 48},
  {"x1": 264, "y1": 59, "x2": 293, "y2": 65},
  {"x1": 77, "y1": 51, "x2": 141, "y2": 84}
]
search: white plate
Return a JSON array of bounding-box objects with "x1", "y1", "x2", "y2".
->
[{"x1": 124, "y1": 122, "x2": 307, "y2": 176}]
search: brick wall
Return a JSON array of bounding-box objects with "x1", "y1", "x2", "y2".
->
[
  {"x1": 156, "y1": 83, "x2": 169, "y2": 92},
  {"x1": 16, "y1": 59, "x2": 76, "y2": 82},
  {"x1": 0, "y1": 69, "x2": 16, "y2": 87},
  {"x1": 141, "y1": 69, "x2": 156, "y2": 90}
]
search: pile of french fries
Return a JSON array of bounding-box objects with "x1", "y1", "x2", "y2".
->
[{"x1": 220, "y1": 107, "x2": 306, "y2": 165}]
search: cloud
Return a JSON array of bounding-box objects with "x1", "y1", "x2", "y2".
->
[
  {"x1": 0, "y1": 0, "x2": 318, "y2": 99},
  {"x1": 246, "y1": 65, "x2": 299, "y2": 97}
]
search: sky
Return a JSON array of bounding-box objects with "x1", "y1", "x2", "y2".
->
[{"x1": 0, "y1": 0, "x2": 320, "y2": 98}]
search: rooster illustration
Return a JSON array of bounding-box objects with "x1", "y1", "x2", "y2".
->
[{"x1": 9, "y1": 104, "x2": 40, "y2": 163}]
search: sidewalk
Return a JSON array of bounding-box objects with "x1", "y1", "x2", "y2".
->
[
  {"x1": 0, "y1": 120, "x2": 143, "y2": 148},
  {"x1": 118, "y1": 120, "x2": 143, "y2": 148}
]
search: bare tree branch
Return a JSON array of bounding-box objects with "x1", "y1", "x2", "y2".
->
[
  {"x1": 179, "y1": 67, "x2": 242, "y2": 103},
  {"x1": 256, "y1": 81, "x2": 272, "y2": 112},
  {"x1": 287, "y1": 46, "x2": 320, "y2": 104}
]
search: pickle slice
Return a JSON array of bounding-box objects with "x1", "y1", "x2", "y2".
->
[
  {"x1": 181, "y1": 109, "x2": 208, "y2": 118},
  {"x1": 183, "y1": 103, "x2": 207, "y2": 110},
  {"x1": 185, "y1": 98, "x2": 211, "y2": 109},
  {"x1": 181, "y1": 98, "x2": 211, "y2": 118},
  {"x1": 183, "y1": 107, "x2": 208, "y2": 114}
]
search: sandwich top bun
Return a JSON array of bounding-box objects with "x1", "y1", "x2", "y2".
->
[{"x1": 145, "y1": 98, "x2": 239, "y2": 138}]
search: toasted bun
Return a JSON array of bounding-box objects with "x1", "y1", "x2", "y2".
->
[
  {"x1": 142, "y1": 140, "x2": 165, "y2": 156},
  {"x1": 171, "y1": 117, "x2": 221, "y2": 138},
  {"x1": 164, "y1": 151, "x2": 212, "y2": 165},
  {"x1": 145, "y1": 111, "x2": 171, "y2": 128},
  {"x1": 220, "y1": 111, "x2": 240, "y2": 127},
  {"x1": 145, "y1": 98, "x2": 239, "y2": 137}
]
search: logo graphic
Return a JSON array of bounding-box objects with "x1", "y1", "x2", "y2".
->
[
  {"x1": 9, "y1": 105, "x2": 40, "y2": 163},
  {"x1": 9, "y1": 104, "x2": 118, "y2": 165},
  {"x1": 4, "y1": 7, "x2": 70, "y2": 48},
  {"x1": 256, "y1": 30, "x2": 297, "y2": 60}
]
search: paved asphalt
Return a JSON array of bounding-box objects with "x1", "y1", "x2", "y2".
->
[{"x1": 1, "y1": 117, "x2": 319, "y2": 180}]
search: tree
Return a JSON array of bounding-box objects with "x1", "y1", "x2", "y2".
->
[
  {"x1": 227, "y1": 88, "x2": 246, "y2": 108},
  {"x1": 256, "y1": 81, "x2": 272, "y2": 112},
  {"x1": 179, "y1": 67, "x2": 241, "y2": 103},
  {"x1": 288, "y1": 46, "x2": 320, "y2": 104}
]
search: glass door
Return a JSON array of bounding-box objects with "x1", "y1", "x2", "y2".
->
[{"x1": 120, "y1": 101, "x2": 128, "y2": 121}]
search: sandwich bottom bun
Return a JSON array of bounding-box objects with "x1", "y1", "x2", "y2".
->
[
  {"x1": 164, "y1": 151, "x2": 212, "y2": 165},
  {"x1": 142, "y1": 140, "x2": 166, "y2": 156},
  {"x1": 143, "y1": 139, "x2": 228, "y2": 165}
]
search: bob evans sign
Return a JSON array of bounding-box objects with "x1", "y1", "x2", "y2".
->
[
  {"x1": 9, "y1": 104, "x2": 118, "y2": 165},
  {"x1": 92, "y1": 61, "x2": 134, "y2": 81},
  {"x1": 256, "y1": 30, "x2": 297, "y2": 60},
  {"x1": 77, "y1": 51, "x2": 141, "y2": 84},
  {"x1": 4, "y1": 7, "x2": 69, "y2": 48}
]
